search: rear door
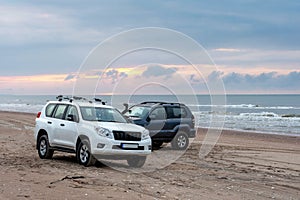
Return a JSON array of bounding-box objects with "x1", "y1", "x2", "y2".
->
[
  {"x1": 59, "y1": 105, "x2": 79, "y2": 148},
  {"x1": 51, "y1": 104, "x2": 69, "y2": 147},
  {"x1": 165, "y1": 106, "x2": 188, "y2": 131}
]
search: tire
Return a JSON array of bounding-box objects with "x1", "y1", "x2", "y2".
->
[
  {"x1": 76, "y1": 140, "x2": 96, "y2": 167},
  {"x1": 152, "y1": 141, "x2": 163, "y2": 149},
  {"x1": 37, "y1": 135, "x2": 54, "y2": 159},
  {"x1": 171, "y1": 131, "x2": 189, "y2": 150},
  {"x1": 127, "y1": 156, "x2": 146, "y2": 168}
]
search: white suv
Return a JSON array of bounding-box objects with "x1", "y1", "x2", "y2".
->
[{"x1": 34, "y1": 96, "x2": 152, "y2": 168}]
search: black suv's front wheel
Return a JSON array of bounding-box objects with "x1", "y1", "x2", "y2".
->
[
  {"x1": 171, "y1": 131, "x2": 189, "y2": 150},
  {"x1": 76, "y1": 140, "x2": 96, "y2": 167}
]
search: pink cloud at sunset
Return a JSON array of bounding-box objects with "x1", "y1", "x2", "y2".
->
[{"x1": 0, "y1": 74, "x2": 75, "y2": 94}]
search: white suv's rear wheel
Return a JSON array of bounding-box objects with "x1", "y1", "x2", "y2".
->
[
  {"x1": 37, "y1": 135, "x2": 53, "y2": 159},
  {"x1": 76, "y1": 140, "x2": 96, "y2": 167}
]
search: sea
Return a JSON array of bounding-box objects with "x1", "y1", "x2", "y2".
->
[{"x1": 0, "y1": 94, "x2": 299, "y2": 136}]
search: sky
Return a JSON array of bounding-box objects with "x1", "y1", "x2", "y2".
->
[{"x1": 0, "y1": 0, "x2": 300, "y2": 94}]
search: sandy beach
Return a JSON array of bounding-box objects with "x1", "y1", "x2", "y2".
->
[{"x1": 0, "y1": 111, "x2": 299, "y2": 199}]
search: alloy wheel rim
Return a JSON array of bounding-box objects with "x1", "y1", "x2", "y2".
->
[
  {"x1": 80, "y1": 144, "x2": 88, "y2": 163},
  {"x1": 40, "y1": 139, "x2": 47, "y2": 155},
  {"x1": 177, "y1": 135, "x2": 186, "y2": 148}
]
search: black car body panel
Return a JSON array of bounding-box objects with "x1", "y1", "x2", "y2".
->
[{"x1": 126, "y1": 102, "x2": 196, "y2": 143}]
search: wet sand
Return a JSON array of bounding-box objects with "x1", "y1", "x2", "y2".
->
[{"x1": 0, "y1": 111, "x2": 299, "y2": 199}]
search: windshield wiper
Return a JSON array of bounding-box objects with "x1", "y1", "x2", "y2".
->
[
  {"x1": 128, "y1": 115, "x2": 140, "y2": 118},
  {"x1": 108, "y1": 120, "x2": 126, "y2": 123},
  {"x1": 96, "y1": 119, "x2": 125, "y2": 123}
]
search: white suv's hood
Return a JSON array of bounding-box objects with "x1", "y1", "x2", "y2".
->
[{"x1": 95, "y1": 122, "x2": 145, "y2": 132}]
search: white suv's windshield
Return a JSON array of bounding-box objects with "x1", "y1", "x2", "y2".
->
[{"x1": 80, "y1": 107, "x2": 127, "y2": 123}]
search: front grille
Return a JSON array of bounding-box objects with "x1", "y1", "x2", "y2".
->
[
  {"x1": 113, "y1": 131, "x2": 141, "y2": 141},
  {"x1": 112, "y1": 145, "x2": 144, "y2": 150}
]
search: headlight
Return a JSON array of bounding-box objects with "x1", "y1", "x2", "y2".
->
[
  {"x1": 95, "y1": 127, "x2": 113, "y2": 139},
  {"x1": 141, "y1": 129, "x2": 150, "y2": 140}
]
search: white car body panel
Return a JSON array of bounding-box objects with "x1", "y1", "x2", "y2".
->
[{"x1": 35, "y1": 100, "x2": 152, "y2": 158}]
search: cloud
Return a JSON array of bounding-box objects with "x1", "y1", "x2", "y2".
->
[
  {"x1": 189, "y1": 74, "x2": 201, "y2": 84},
  {"x1": 105, "y1": 69, "x2": 128, "y2": 84},
  {"x1": 64, "y1": 74, "x2": 78, "y2": 81},
  {"x1": 213, "y1": 48, "x2": 241, "y2": 52},
  {"x1": 209, "y1": 71, "x2": 300, "y2": 93},
  {"x1": 0, "y1": 74, "x2": 74, "y2": 94},
  {"x1": 1, "y1": 0, "x2": 300, "y2": 95},
  {"x1": 142, "y1": 65, "x2": 177, "y2": 79},
  {"x1": 208, "y1": 71, "x2": 224, "y2": 82},
  {"x1": 0, "y1": 5, "x2": 104, "y2": 46},
  {"x1": 209, "y1": 49, "x2": 300, "y2": 70}
]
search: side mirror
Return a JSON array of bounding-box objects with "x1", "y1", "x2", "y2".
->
[
  {"x1": 121, "y1": 103, "x2": 129, "y2": 114},
  {"x1": 147, "y1": 113, "x2": 156, "y2": 122},
  {"x1": 67, "y1": 114, "x2": 78, "y2": 122}
]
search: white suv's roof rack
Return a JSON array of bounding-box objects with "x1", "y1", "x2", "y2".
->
[{"x1": 56, "y1": 95, "x2": 106, "y2": 105}]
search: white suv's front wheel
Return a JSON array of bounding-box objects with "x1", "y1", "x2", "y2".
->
[
  {"x1": 127, "y1": 156, "x2": 146, "y2": 168},
  {"x1": 76, "y1": 140, "x2": 96, "y2": 167}
]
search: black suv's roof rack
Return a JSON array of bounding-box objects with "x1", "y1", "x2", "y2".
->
[
  {"x1": 141, "y1": 101, "x2": 167, "y2": 104},
  {"x1": 140, "y1": 101, "x2": 183, "y2": 106},
  {"x1": 56, "y1": 95, "x2": 106, "y2": 105}
]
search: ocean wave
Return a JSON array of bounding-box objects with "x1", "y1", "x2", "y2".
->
[
  {"x1": 194, "y1": 111, "x2": 300, "y2": 119},
  {"x1": 281, "y1": 114, "x2": 300, "y2": 118},
  {"x1": 239, "y1": 112, "x2": 279, "y2": 117},
  {"x1": 188, "y1": 104, "x2": 298, "y2": 109},
  {"x1": 0, "y1": 103, "x2": 43, "y2": 113},
  {"x1": 238, "y1": 112, "x2": 300, "y2": 118}
]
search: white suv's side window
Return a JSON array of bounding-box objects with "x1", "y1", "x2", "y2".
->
[
  {"x1": 64, "y1": 106, "x2": 79, "y2": 122},
  {"x1": 53, "y1": 104, "x2": 68, "y2": 119},
  {"x1": 46, "y1": 104, "x2": 56, "y2": 117}
]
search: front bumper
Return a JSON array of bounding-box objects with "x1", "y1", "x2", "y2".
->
[{"x1": 90, "y1": 137, "x2": 152, "y2": 156}]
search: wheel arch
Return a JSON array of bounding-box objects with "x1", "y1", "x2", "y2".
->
[
  {"x1": 174, "y1": 125, "x2": 190, "y2": 135},
  {"x1": 36, "y1": 129, "x2": 48, "y2": 149},
  {"x1": 76, "y1": 135, "x2": 90, "y2": 149}
]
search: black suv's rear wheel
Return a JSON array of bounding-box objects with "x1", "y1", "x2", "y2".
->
[
  {"x1": 37, "y1": 135, "x2": 54, "y2": 159},
  {"x1": 76, "y1": 140, "x2": 96, "y2": 167},
  {"x1": 127, "y1": 156, "x2": 146, "y2": 168},
  {"x1": 171, "y1": 131, "x2": 189, "y2": 150}
]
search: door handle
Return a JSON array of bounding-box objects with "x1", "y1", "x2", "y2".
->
[
  {"x1": 60, "y1": 124, "x2": 65, "y2": 127},
  {"x1": 47, "y1": 121, "x2": 52, "y2": 124}
]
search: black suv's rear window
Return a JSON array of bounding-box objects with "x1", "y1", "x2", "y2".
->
[{"x1": 166, "y1": 106, "x2": 187, "y2": 119}]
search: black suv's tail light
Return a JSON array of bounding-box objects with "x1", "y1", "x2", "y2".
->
[
  {"x1": 36, "y1": 112, "x2": 41, "y2": 118},
  {"x1": 192, "y1": 114, "x2": 195, "y2": 127}
]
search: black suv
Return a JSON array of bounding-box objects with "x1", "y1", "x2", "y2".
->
[{"x1": 124, "y1": 101, "x2": 196, "y2": 150}]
